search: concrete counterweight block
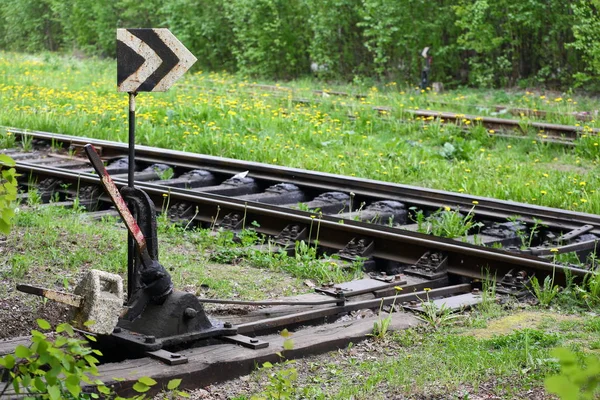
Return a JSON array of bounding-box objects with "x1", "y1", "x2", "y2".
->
[{"x1": 72, "y1": 270, "x2": 124, "y2": 335}]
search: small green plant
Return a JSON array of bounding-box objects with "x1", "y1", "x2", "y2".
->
[
  {"x1": 0, "y1": 319, "x2": 184, "y2": 399},
  {"x1": 371, "y1": 306, "x2": 393, "y2": 340},
  {"x1": 577, "y1": 270, "x2": 600, "y2": 310},
  {"x1": 530, "y1": 266, "x2": 560, "y2": 307},
  {"x1": 478, "y1": 269, "x2": 499, "y2": 314},
  {"x1": 0, "y1": 154, "x2": 18, "y2": 234},
  {"x1": 416, "y1": 206, "x2": 482, "y2": 238},
  {"x1": 0, "y1": 128, "x2": 16, "y2": 148},
  {"x1": 0, "y1": 319, "x2": 109, "y2": 399},
  {"x1": 27, "y1": 188, "x2": 42, "y2": 207},
  {"x1": 20, "y1": 134, "x2": 33, "y2": 152},
  {"x1": 295, "y1": 203, "x2": 320, "y2": 214},
  {"x1": 50, "y1": 137, "x2": 61, "y2": 152},
  {"x1": 157, "y1": 167, "x2": 174, "y2": 181},
  {"x1": 415, "y1": 290, "x2": 463, "y2": 330},
  {"x1": 545, "y1": 347, "x2": 600, "y2": 400},
  {"x1": 251, "y1": 330, "x2": 296, "y2": 400},
  {"x1": 508, "y1": 216, "x2": 545, "y2": 249},
  {"x1": 370, "y1": 286, "x2": 402, "y2": 340}
]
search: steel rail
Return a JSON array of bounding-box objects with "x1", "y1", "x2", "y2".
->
[
  {"x1": 408, "y1": 109, "x2": 599, "y2": 140},
  {"x1": 9, "y1": 128, "x2": 600, "y2": 234},
  {"x1": 12, "y1": 161, "x2": 592, "y2": 286},
  {"x1": 249, "y1": 84, "x2": 597, "y2": 123},
  {"x1": 422, "y1": 100, "x2": 596, "y2": 122},
  {"x1": 6, "y1": 127, "x2": 600, "y2": 234}
]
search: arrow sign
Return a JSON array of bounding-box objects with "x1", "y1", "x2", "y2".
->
[{"x1": 117, "y1": 28, "x2": 197, "y2": 92}]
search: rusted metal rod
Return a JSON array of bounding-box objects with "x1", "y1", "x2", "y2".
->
[
  {"x1": 237, "y1": 284, "x2": 471, "y2": 334},
  {"x1": 197, "y1": 297, "x2": 343, "y2": 306}
]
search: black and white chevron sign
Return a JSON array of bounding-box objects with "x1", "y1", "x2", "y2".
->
[{"x1": 117, "y1": 28, "x2": 197, "y2": 93}]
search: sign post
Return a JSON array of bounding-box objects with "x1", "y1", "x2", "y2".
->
[{"x1": 116, "y1": 28, "x2": 197, "y2": 298}]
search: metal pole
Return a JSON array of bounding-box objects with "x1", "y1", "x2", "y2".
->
[
  {"x1": 127, "y1": 92, "x2": 137, "y2": 300},
  {"x1": 128, "y1": 93, "x2": 136, "y2": 187}
]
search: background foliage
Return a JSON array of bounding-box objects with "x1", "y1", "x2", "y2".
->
[{"x1": 0, "y1": 0, "x2": 599, "y2": 87}]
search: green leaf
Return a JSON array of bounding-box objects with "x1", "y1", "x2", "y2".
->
[
  {"x1": 56, "y1": 323, "x2": 74, "y2": 336},
  {"x1": 65, "y1": 374, "x2": 81, "y2": 398},
  {"x1": 14, "y1": 345, "x2": 31, "y2": 359},
  {"x1": 262, "y1": 361, "x2": 273, "y2": 368},
  {"x1": 283, "y1": 338, "x2": 294, "y2": 350},
  {"x1": 138, "y1": 376, "x2": 157, "y2": 386},
  {"x1": 36, "y1": 319, "x2": 51, "y2": 330},
  {"x1": 0, "y1": 354, "x2": 15, "y2": 369},
  {"x1": 167, "y1": 378, "x2": 182, "y2": 390},
  {"x1": 132, "y1": 382, "x2": 150, "y2": 393},
  {"x1": 85, "y1": 334, "x2": 97, "y2": 342},
  {"x1": 33, "y1": 377, "x2": 46, "y2": 393},
  {"x1": 84, "y1": 355, "x2": 99, "y2": 365},
  {"x1": 30, "y1": 330, "x2": 45, "y2": 339},
  {"x1": 177, "y1": 391, "x2": 191, "y2": 398},
  {"x1": 98, "y1": 385, "x2": 111, "y2": 394},
  {"x1": 0, "y1": 154, "x2": 15, "y2": 166},
  {"x1": 47, "y1": 384, "x2": 61, "y2": 400},
  {"x1": 551, "y1": 347, "x2": 578, "y2": 366},
  {"x1": 545, "y1": 375, "x2": 578, "y2": 400},
  {"x1": 83, "y1": 320, "x2": 96, "y2": 327},
  {"x1": 280, "y1": 328, "x2": 290, "y2": 338}
]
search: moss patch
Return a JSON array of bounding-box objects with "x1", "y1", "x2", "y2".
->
[{"x1": 466, "y1": 310, "x2": 583, "y2": 339}]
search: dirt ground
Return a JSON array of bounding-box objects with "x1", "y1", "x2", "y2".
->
[{"x1": 0, "y1": 284, "x2": 71, "y2": 339}]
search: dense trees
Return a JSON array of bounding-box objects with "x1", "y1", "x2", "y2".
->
[{"x1": 0, "y1": 0, "x2": 599, "y2": 88}]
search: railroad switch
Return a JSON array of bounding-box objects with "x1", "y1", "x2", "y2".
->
[{"x1": 17, "y1": 144, "x2": 265, "y2": 364}]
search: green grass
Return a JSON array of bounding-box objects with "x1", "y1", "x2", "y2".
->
[
  {"x1": 1, "y1": 205, "x2": 356, "y2": 300},
  {"x1": 237, "y1": 310, "x2": 600, "y2": 400},
  {"x1": 2, "y1": 51, "x2": 600, "y2": 215}
]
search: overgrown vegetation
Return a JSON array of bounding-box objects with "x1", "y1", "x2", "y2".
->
[
  {"x1": 0, "y1": 319, "x2": 187, "y2": 399},
  {"x1": 0, "y1": 151, "x2": 17, "y2": 235},
  {"x1": 2, "y1": 52, "x2": 600, "y2": 217},
  {"x1": 0, "y1": 0, "x2": 599, "y2": 87}
]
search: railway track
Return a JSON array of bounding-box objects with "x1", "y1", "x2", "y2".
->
[
  {"x1": 239, "y1": 84, "x2": 599, "y2": 143},
  {"x1": 3, "y1": 128, "x2": 598, "y2": 281},
  {"x1": 1, "y1": 128, "x2": 599, "y2": 396},
  {"x1": 255, "y1": 84, "x2": 598, "y2": 123}
]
